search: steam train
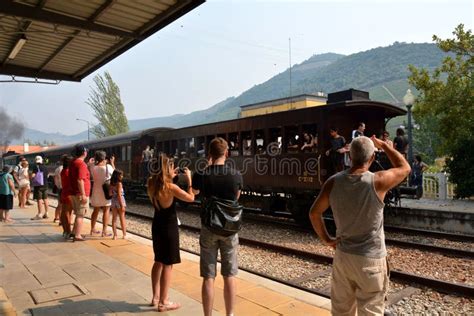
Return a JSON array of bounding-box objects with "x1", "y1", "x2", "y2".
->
[{"x1": 2, "y1": 89, "x2": 406, "y2": 223}]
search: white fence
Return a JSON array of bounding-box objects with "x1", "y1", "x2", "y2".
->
[{"x1": 423, "y1": 172, "x2": 455, "y2": 200}]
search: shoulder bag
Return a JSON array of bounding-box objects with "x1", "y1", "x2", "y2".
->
[
  {"x1": 31, "y1": 166, "x2": 44, "y2": 187},
  {"x1": 201, "y1": 195, "x2": 243, "y2": 236},
  {"x1": 102, "y1": 165, "x2": 112, "y2": 200}
]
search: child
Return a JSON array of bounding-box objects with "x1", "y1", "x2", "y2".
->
[{"x1": 110, "y1": 169, "x2": 127, "y2": 239}]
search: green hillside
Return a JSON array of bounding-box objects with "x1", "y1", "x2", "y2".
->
[{"x1": 129, "y1": 42, "x2": 446, "y2": 131}]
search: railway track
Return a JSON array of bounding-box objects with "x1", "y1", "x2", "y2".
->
[
  {"x1": 124, "y1": 209, "x2": 474, "y2": 299},
  {"x1": 166, "y1": 202, "x2": 474, "y2": 259},
  {"x1": 47, "y1": 194, "x2": 473, "y2": 299}
]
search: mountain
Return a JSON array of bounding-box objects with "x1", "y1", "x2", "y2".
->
[
  {"x1": 18, "y1": 128, "x2": 89, "y2": 146},
  {"x1": 17, "y1": 42, "x2": 446, "y2": 145}
]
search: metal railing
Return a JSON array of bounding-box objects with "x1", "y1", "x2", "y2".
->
[{"x1": 423, "y1": 172, "x2": 455, "y2": 200}]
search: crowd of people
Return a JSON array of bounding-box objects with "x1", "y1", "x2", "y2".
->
[
  {"x1": 0, "y1": 127, "x2": 426, "y2": 315},
  {"x1": 0, "y1": 146, "x2": 128, "y2": 241}
]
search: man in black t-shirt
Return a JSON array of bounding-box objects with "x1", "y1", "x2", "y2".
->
[
  {"x1": 325, "y1": 127, "x2": 348, "y2": 173},
  {"x1": 394, "y1": 128, "x2": 409, "y2": 158},
  {"x1": 192, "y1": 137, "x2": 243, "y2": 316}
]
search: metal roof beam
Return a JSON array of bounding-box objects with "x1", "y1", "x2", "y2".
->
[
  {"x1": 37, "y1": 0, "x2": 117, "y2": 73},
  {"x1": 0, "y1": 63, "x2": 79, "y2": 82},
  {"x1": 1, "y1": 0, "x2": 48, "y2": 67},
  {"x1": 0, "y1": 0, "x2": 137, "y2": 39},
  {"x1": 73, "y1": 0, "x2": 205, "y2": 80}
]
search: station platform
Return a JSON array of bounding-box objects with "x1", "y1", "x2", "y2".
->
[
  {"x1": 0, "y1": 205, "x2": 331, "y2": 316},
  {"x1": 400, "y1": 198, "x2": 474, "y2": 214}
]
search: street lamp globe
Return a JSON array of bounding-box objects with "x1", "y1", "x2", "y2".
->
[{"x1": 403, "y1": 89, "x2": 415, "y2": 106}]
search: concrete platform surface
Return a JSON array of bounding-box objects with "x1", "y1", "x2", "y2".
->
[
  {"x1": 0, "y1": 204, "x2": 330, "y2": 315},
  {"x1": 400, "y1": 198, "x2": 474, "y2": 214}
]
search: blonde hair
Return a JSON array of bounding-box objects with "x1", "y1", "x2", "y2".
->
[{"x1": 147, "y1": 154, "x2": 174, "y2": 209}]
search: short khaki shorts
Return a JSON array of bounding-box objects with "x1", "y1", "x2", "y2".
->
[
  {"x1": 199, "y1": 226, "x2": 238, "y2": 278},
  {"x1": 71, "y1": 195, "x2": 89, "y2": 216}
]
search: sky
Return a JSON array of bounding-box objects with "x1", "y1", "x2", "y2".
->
[{"x1": 0, "y1": 0, "x2": 472, "y2": 136}]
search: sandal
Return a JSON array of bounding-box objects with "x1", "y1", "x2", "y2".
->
[
  {"x1": 90, "y1": 229, "x2": 101, "y2": 235},
  {"x1": 101, "y1": 232, "x2": 112, "y2": 237},
  {"x1": 73, "y1": 236, "x2": 86, "y2": 242},
  {"x1": 158, "y1": 301, "x2": 180, "y2": 312}
]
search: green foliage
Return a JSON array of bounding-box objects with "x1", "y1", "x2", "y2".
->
[
  {"x1": 445, "y1": 139, "x2": 474, "y2": 199},
  {"x1": 87, "y1": 71, "x2": 129, "y2": 138},
  {"x1": 408, "y1": 24, "x2": 474, "y2": 198}
]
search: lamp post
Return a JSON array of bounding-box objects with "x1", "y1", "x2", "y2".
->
[
  {"x1": 403, "y1": 89, "x2": 415, "y2": 168},
  {"x1": 76, "y1": 118, "x2": 90, "y2": 141}
]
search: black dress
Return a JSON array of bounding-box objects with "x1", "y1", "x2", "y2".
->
[{"x1": 152, "y1": 198, "x2": 181, "y2": 265}]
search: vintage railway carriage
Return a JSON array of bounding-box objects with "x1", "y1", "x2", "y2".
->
[
  {"x1": 2, "y1": 128, "x2": 171, "y2": 184},
  {"x1": 149, "y1": 90, "x2": 405, "y2": 222}
]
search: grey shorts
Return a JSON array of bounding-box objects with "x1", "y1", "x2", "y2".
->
[{"x1": 199, "y1": 226, "x2": 239, "y2": 278}]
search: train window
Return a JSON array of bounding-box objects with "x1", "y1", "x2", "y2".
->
[
  {"x1": 302, "y1": 124, "x2": 318, "y2": 152},
  {"x1": 205, "y1": 135, "x2": 215, "y2": 156},
  {"x1": 228, "y1": 132, "x2": 239, "y2": 157},
  {"x1": 178, "y1": 139, "x2": 187, "y2": 157},
  {"x1": 196, "y1": 136, "x2": 205, "y2": 157},
  {"x1": 188, "y1": 138, "x2": 196, "y2": 157},
  {"x1": 241, "y1": 131, "x2": 252, "y2": 156},
  {"x1": 269, "y1": 128, "x2": 282, "y2": 151},
  {"x1": 121, "y1": 146, "x2": 127, "y2": 161},
  {"x1": 127, "y1": 145, "x2": 132, "y2": 161},
  {"x1": 170, "y1": 140, "x2": 178, "y2": 158},
  {"x1": 156, "y1": 142, "x2": 163, "y2": 154},
  {"x1": 285, "y1": 126, "x2": 300, "y2": 154},
  {"x1": 255, "y1": 129, "x2": 265, "y2": 155}
]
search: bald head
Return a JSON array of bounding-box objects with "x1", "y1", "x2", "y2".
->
[{"x1": 350, "y1": 136, "x2": 375, "y2": 166}]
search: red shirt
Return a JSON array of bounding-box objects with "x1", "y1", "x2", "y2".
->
[
  {"x1": 60, "y1": 168, "x2": 71, "y2": 197},
  {"x1": 69, "y1": 158, "x2": 91, "y2": 196}
]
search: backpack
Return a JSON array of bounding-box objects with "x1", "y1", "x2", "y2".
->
[
  {"x1": 31, "y1": 166, "x2": 44, "y2": 187},
  {"x1": 201, "y1": 196, "x2": 243, "y2": 236}
]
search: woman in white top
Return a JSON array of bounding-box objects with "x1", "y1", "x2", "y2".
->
[
  {"x1": 89, "y1": 150, "x2": 114, "y2": 237},
  {"x1": 18, "y1": 160, "x2": 30, "y2": 208}
]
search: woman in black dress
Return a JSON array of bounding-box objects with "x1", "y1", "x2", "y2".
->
[{"x1": 147, "y1": 154, "x2": 194, "y2": 312}]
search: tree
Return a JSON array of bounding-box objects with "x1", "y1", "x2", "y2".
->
[
  {"x1": 408, "y1": 24, "x2": 474, "y2": 198},
  {"x1": 87, "y1": 71, "x2": 129, "y2": 138}
]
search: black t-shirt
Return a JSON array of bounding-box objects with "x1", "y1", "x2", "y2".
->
[
  {"x1": 394, "y1": 136, "x2": 408, "y2": 153},
  {"x1": 192, "y1": 165, "x2": 243, "y2": 201},
  {"x1": 330, "y1": 136, "x2": 346, "y2": 151}
]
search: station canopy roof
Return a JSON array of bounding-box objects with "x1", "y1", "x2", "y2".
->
[{"x1": 0, "y1": 0, "x2": 204, "y2": 82}]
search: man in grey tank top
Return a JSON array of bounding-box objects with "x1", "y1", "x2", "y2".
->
[{"x1": 309, "y1": 136, "x2": 410, "y2": 315}]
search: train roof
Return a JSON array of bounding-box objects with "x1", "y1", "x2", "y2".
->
[
  {"x1": 5, "y1": 127, "x2": 173, "y2": 159},
  {"x1": 151, "y1": 99, "x2": 407, "y2": 134}
]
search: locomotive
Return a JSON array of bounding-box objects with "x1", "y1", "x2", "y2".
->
[{"x1": 3, "y1": 89, "x2": 406, "y2": 223}]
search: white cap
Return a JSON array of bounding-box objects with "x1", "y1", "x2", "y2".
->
[{"x1": 35, "y1": 156, "x2": 43, "y2": 164}]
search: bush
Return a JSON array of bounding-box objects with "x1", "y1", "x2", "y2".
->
[{"x1": 445, "y1": 139, "x2": 474, "y2": 199}]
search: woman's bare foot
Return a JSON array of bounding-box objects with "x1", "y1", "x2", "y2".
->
[
  {"x1": 113, "y1": 235, "x2": 117, "y2": 240},
  {"x1": 122, "y1": 234, "x2": 127, "y2": 239},
  {"x1": 150, "y1": 298, "x2": 159, "y2": 307}
]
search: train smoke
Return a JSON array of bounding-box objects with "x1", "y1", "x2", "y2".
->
[{"x1": 0, "y1": 107, "x2": 25, "y2": 152}]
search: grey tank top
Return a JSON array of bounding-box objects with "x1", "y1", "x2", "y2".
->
[{"x1": 329, "y1": 170, "x2": 386, "y2": 258}]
